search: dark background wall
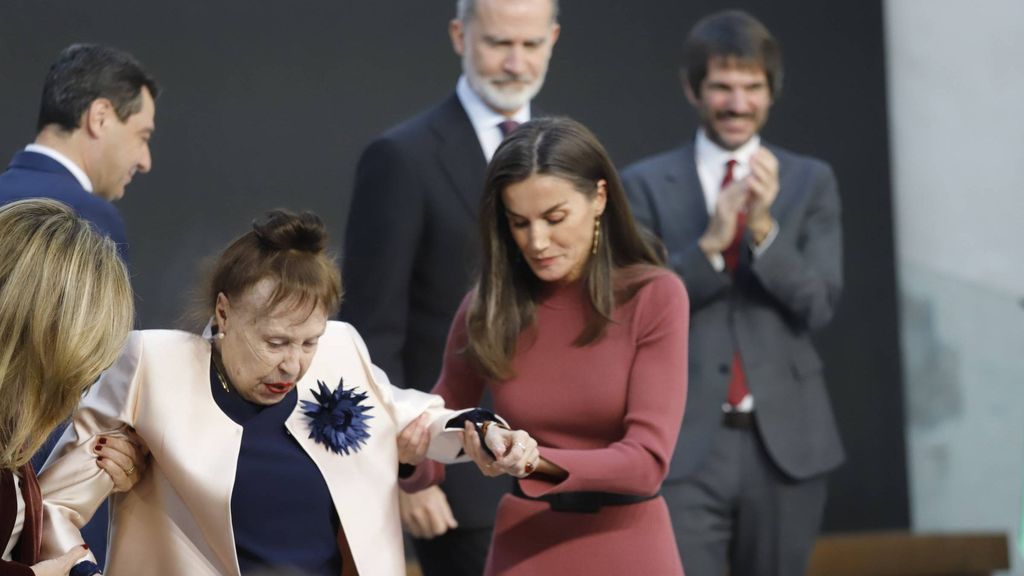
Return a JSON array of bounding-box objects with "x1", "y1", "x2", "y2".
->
[{"x1": 0, "y1": 1, "x2": 905, "y2": 532}]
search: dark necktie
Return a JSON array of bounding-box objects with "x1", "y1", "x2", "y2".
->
[
  {"x1": 498, "y1": 120, "x2": 520, "y2": 138},
  {"x1": 720, "y1": 159, "x2": 751, "y2": 406}
]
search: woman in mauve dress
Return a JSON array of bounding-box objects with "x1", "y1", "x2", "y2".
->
[{"x1": 434, "y1": 117, "x2": 690, "y2": 575}]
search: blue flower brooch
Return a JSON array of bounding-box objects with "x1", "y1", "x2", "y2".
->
[{"x1": 301, "y1": 378, "x2": 374, "y2": 455}]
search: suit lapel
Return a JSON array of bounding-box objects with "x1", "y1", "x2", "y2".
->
[
  {"x1": 764, "y1": 143, "x2": 799, "y2": 217},
  {"x1": 284, "y1": 329, "x2": 395, "y2": 575},
  {"x1": 658, "y1": 144, "x2": 709, "y2": 244},
  {"x1": 431, "y1": 95, "x2": 488, "y2": 217},
  {"x1": 170, "y1": 344, "x2": 246, "y2": 575}
]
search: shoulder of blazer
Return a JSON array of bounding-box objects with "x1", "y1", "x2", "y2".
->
[
  {"x1": 7, "y1": 150, "x2": 71, "y2": 176},
  {"x1": 762, "y1": 142, "x2": 834, "y2": 177},
  {"x1": 371, "y1": 93, "x2": 470, "y2": 151},
  {"x1": 622, "y1": 143, "x2": 695, "y2": 185},
  {"x1": 135, "y1": 329, "x2": 210, "y2": 361}
]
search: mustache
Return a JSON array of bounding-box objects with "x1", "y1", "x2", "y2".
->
[
  {"x1": 715, "y1": 111, "x2": 756, "y2": 121},
  {"x1": 490, "y1": 74, "x2": 534, "y2": 85}
]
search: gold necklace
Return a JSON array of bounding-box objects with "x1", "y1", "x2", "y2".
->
[{"x1": 212, "y1": 354, "x2": 231, "y2": 393}]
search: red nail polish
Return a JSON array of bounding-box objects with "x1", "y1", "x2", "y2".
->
[
  {"x1": 96, "y1": 445, "x2": 103, "y2": 451},
  {"x1": 98, "y1": 438, "x2": 107, "y2": 445},
  {"x1": 97, "y1": 456, "x2": 104, "y2": 461},
  {"x1": 82, "y1": 544, "x2": 89, "y2": 550}
]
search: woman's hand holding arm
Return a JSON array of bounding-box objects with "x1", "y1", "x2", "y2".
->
[
  {"x1": 94, "y1": 428, "x2": 148, "y2": 493},
  {"x1": 460, "y1": 421, "x2": 554, "y2": 479},
  {"x1": 29, "y1": 546, "x2": 89, "y2": 576}
]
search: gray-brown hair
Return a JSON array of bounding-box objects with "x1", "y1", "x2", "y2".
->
[{"x1": 456, "y1": 0, "x2": 560, "y2": 24}]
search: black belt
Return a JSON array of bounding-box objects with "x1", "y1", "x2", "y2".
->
[
  {"x1": 722, "y1": 410, "x2": 755, "y2": 429},
  {"x1": 511, "y1": 482, "x2": 659, "y2": 514}
]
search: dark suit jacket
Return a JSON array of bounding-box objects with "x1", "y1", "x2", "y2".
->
[
  {"x1": 1, "y1": 465, "x2": 42, "y2": 575},
  {"x1": 0, "y1": 150, "x2": 128, "y2": 261},
  {"x1": 341, "y1": 94, "x2": 509, "y2": 528},
  {"x1": 621, "y1": 142, "x2": 845, "y2": 482}
]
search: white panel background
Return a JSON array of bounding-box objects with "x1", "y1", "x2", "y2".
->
[{"x1": 886, "y1": 1, "x2": 1024, "y2": 573}]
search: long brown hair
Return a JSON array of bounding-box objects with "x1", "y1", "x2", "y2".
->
[
  {"x1": 0, "y1": 199, "x2": 133, "y2": 469},
  {"x1": 466, "y1": 117, "x2": 663, "y2": 380}
]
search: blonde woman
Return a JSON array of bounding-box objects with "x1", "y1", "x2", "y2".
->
[{"x1": 0, "y1": 199, "x2": 137, "y2": 576}]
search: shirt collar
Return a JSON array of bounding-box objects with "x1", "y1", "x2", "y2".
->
[
  {"x1": 455, "y1": 75, "x2": 530, "y2": 137},
  {"x1": 694, "y1": 129, "x2": 761, "y2": 169},
  {"x1": 24, "y1": 143, "x2": 94, "y2": 193}
]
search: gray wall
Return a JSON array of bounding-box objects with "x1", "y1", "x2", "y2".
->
[
  {"x1": 886, "y1": 1, "x2": 1024, "y2": 573},
  {"x1": 0, "y1": 1, "x2": 905, "y2": 532}
]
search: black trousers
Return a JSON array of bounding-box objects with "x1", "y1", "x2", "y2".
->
[
  {"x1": 411, "y1": 525, "x2": 493, "y2": 576},
  {"x1": 663, "y1": 421, "x2": 828, "y2": 576}
]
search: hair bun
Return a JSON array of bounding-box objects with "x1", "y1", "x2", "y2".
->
[{"x1": 252, "y1": 209, "x2": 327, "y2": 253}]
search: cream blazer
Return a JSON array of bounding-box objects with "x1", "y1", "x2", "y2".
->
[{"x1": 39, "y1": 321, "x2": 472, "y2": 576}]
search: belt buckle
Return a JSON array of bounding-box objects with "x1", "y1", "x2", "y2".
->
[{"x1": 723, "y1": 410, "x2": 754, "y2": 429}]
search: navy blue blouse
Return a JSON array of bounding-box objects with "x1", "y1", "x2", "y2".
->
[{"x1": 210, "y1": 362, "x2": 342, "y2": 575}]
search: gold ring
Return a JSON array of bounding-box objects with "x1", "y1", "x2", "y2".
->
[
  {"x1": 524, "y1": 462, "x2": 535, "y2": 475},
  {"x1": 125, "y1": 464, "x2": 137, "y2": 475}
]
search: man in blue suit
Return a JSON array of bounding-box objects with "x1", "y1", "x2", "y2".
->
[
  {"x1": 0, "y1": 43, "x2": 158, "y2": 262},
  {"x1": 0, "y1": 43, "x2": 158, "y2": 567}
]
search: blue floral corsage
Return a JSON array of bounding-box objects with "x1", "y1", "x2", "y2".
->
[{"x1": 301, "y1": 378, "x2": 374, "y2": 455}]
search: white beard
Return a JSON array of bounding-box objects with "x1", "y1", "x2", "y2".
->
[{"x1": 463, "y1": 49, "x2": 546, "y2": 113}]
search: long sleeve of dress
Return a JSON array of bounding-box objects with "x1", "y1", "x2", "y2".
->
[
  {"x1": 522, "y1": 274, "x2": 689, "y2": 497},
  {"x1": 432, "y1": 274, "x2": 689, "y2": 499}
]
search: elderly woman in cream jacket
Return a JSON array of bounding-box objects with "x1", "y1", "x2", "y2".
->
[{"x1": 38, "y1": 210, "x2": 539, "y2": 576}]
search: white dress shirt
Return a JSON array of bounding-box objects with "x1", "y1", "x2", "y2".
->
[
  {"x1": 455, "y1": 76, "x2": 531, "y2": 162},
  {"x1": 24, "y1": 143, "x2": 94, "y2": 193},
  {"x1": 695, "y1": 130, "x2": 781, "y2": 413},
  {"x1": 694, "y1": 129, "x2": 778, "y2": 274}
]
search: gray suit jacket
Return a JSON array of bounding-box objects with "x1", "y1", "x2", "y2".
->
[{"x1": 621, "y1": 141, "x2": 845, "y2": 481}]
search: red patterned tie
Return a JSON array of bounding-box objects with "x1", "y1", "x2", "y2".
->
[
  {"x1": 498, "y1": 120, "x2": 520, "y2": 138},
  {"x1": 722, "y1": 160, "x2": 744, "y2": 272},
  {"x1": 720, "y1": 159, "x2": 751, "y2": 406}
]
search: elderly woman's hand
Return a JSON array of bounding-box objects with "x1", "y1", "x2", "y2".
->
[
  {"x1": 94, "y1": 428, "x2": 149, "y2": 493},
  {"x1": 397, "y1": 413, "x2": 431, "y2": 465},
  {"x1": 461, "y1": 421, "x2": 540, "y2": 478}
]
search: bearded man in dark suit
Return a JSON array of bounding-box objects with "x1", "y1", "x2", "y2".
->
[{"x1": 340, "y1": 1, "x2": 560, "y2": 574}]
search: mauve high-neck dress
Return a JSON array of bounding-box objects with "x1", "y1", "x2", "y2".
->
[{"x1": 433, "y1": 267, "x2": 689, "y2": 575}]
